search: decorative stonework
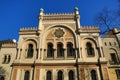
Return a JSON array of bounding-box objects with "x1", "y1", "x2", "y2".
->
[{"x1": 54, "y1": 28, "x2": 65, "y2": 38}]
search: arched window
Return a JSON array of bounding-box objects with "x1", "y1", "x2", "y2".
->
[
  {"x1": 0, "y1": 76, "x2": 4, "y2": 80},
  {"x1": 3, "y1": 55, "x2": 7, "y2": 63},
  {"x1": 67, "y1": 42, "x2": 74, "y2": 57},
  {"x1": 57, "y1": 43, "x2": 64, "y2": 57},
  {"x1": 86, "y1": 42, "x2": 95, "y2": 57},
  {"x1": 115, "y1": 69, "x2": 120, "y2": 79},
  {"x1": 47, "y1": 43, "x2": 54, "y2": 57},
  {"x1": 27, "y1": 44, "x2": 33, "y2": 58},
  {"x1": 68, "y1": 70, "x2": 74, "y2": 80},
  {"x1": 91, "y1": 70, "x2": 97, "y2": 80},
  {"x1": 109, "y1": 42, "x2": 112, "y2": 46},
  {"x1": 24, "y1": 71, "x2": 30, "y2": 80},
  {"x1": 104, "y1": 42, "x2": 107, "y2": 46},
  {"x1": 110, "y1": 53, "x2": 117, "y2": 64},
  {"x1": 46, "y1": 71, "x2": 52, "y2": 80},
  {"x1": 57, "y1": 71, "x2": 63, "y2": 80},
  {"x1": 8, "y1": 55, "x2": 11, "y2": 63}
]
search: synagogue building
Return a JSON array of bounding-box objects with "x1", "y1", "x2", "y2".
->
[{"x1": 0, "y1": 8, "x2": 120, "y2": 80}]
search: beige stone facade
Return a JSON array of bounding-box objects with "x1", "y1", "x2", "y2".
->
[
  {"x1": 0, "y1": 40, "x2": 17, "y2": 80},
  {"x1": 102, "y1": 28, "x2": 120, "y2": 80},
  {"x1": 0, "y1": 8, "x2": 120, "y2": 80}
]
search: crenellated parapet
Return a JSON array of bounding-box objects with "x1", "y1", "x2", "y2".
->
[
  {"x1": 19, "y1": 27, "x2": 38, "y2": 35},
  {"x1": 40, "y1": 13, "x2": 75, "y2": 21},
  {"x1": 1, "y1": 43, "x2": 17, "y2": 48},
  {"x1": 38, "y1": 7, "x2": 81, "y2": 30},
  {"x1": 79, "y1": 26, "x2": 100, "y2": 33},
  {"x1": 20, "y1": 27, "x2": 37, "y2": 31},
  {"x1": 0, "y1": 40, "x2": 17, "y2": 48}
]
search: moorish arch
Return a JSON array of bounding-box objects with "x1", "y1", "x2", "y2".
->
[
  {"x1": 109, "y1": 48, "x2": 118, "y2": 54},
  {"x1": 81, "y1": 37, "x2": 99, "y2": 57},
  {"x1": 41, "y1": 24, "x2": 77, "y2": 49},
  {"x1": 40, "y1": 24, "x2": 78, "y2": 59},
  {"x1": 20, "y1": 39, "x2": 38, "y2": 59},
  {"x1": 20, "y1": 38, "x2": 38, "y2": 49},
  {"x1": 109, "y1": 48, "x2": 119, "y2": 64},
  {"x1": 82, "y1": 37, "x2": 99, "y2": 48}
]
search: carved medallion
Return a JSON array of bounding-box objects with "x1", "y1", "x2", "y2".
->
[{"x1": 54, "y1": 28, "x2": 65, "y2": 38}]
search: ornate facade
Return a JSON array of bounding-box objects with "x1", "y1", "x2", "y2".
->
[{"x1": 0, "y1": 8, "x2": 120, "y2": 80}]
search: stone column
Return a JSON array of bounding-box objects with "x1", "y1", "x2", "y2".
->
[
  {"x1": 16, "y1": 48, "x2": 21, "y2": 59},
  {"x1": 98, "y1": 37, "x2": 104, "y2": 58},
  {"x1": 16, "y1": 69, "x2": 21, "y2": 80},
  {"x1": 20, "y1": 69, "x2": 24, "y2": 80},
  {"x1": 30, "y1": 69, "x2": 33, "y2": 80}
]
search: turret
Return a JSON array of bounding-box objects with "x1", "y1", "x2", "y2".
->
[
  {"x1": 74, "y1": 7, "x2": 81, "y2": 33},
  {"x1": 38, "y1": 8, "x2": 44, "y2": 30}
]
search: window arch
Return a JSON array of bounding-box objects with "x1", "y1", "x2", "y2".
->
[
  {"x1": 47, "y1": 43, "x2": 54, "y2": 57},
  {"x1": 24, "y1": 71, "x2": 30, "y2": 80},
  {"x1": 57, "y1": 70, "x2": 63, "y2": 80},
  {"x1": 91, "y1": 70, "x2": 97, "y2": 80},
  {"x1": 0, "y1": 76, "x2": 4, "y2": 80},
  {"x1": 67, "y1": 42, "x2": 74, "y2": 57},
  {"x1": 27, "y1": 44, "x2": 33, "y2": 58},
  {"x1": 109, "y1": 42, "x2": 112, "y2": 46},
  {"x1": 8, "y1": 55, "x2": 11, "y2": 63},
  {"x1": 46, "y1": 71, "x2": 52, "y2": 80},
  {"x1": 68, "y1": 70, "x2": 74, "y2": 80},
  {"x1": 86, "y1": 42, "x2": 95, "y2": 57},
  {"x1": 57, "y1": 43, "x2": 64, "y2": 57},
  {"x1": 110, "y1": 53, "x2": 117, "y2": 64},
  {"x1": 104, "y1": 42, "x2": 107, "y2": 46},
  {"x1": 3, "y1": 55, "x2": 7, "y2": 63}
]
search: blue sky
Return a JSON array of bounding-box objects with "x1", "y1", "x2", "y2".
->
[{"x1": 0, "y1": 0, "x2": 118, "y2": 40}]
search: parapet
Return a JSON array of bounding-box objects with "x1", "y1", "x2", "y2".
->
[
  {"x1": 20, "y1": 27, "x2": 37, "y2": 31},
  {"x1": 0, "y1": 40, "x2": 17, "y2": 48},
  {"x1": 1, "y1": 43, "x2": 17, "y2": 48},
  {"x1": 19, "y1": 27, "x2": 38, "y2": 35},
  {"x1": 79, "y1": 26, "x2": 100, "y2": 33},
  {"x1": 39, "y1": 13, "x2": 75, "y2": 21}
]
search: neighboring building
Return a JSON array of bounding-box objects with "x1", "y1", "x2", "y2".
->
[
  {"x1": 102, "y1": 28, "x2": 120, "y2": 80},
  {"x1": 113, "y1": 28, "x2": 120, "y2": 48},
  {"x1": 0, "y1": 8, "x2": 119, "y2": 80},
  {"x1": 0, "y1": 40, "x2": 17, "y2": 80}
]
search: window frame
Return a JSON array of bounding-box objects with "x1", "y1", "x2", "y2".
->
[
  {"x1": 57, "y1": 70, "x2": 63, "y2": 80},
  {"x1": 110, "y1": 53, "x2": 118, "y2": 64},
  {"x1": 3, "y1": 55, "x2": 7, "y2": 63},
  {"x1": 24, "y1": 71, "x2": 30, "y2": 80},
  {"x1": 0, "y1": 76, "x2": 5, "y2": 80},
  {"x1": 67, "y1": 42, "x2": 74, "y2": 57},
  {"x1": 91, "y1": 70, "x2": 97, "y2": 80},
  {"x1": 47, "y1": 43, "x2": 54, "y2": 58},
  {"x1": 116, "y1": 69, "x2": 120, "y2": 79},
  {"x1": 7, "y1": 55, "x2": 11, "y2": 63},
  {"x1": 27, "y1": 44, "x2": 34, "y2": 58},
  {"x1": 46, "y1": 71, "x2": 52, "y2": 80},
  {"x1": 86, "y1": 42, "x2": 95, "y2": 57},
  {"x1": 68, "y1": 70, "x2": 74, "y2": 80},
  {"x1": 57, "y1": 42, "x2": 64, "y2": 57}
]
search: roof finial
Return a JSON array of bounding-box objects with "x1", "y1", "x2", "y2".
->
[
  {"x1": 75, "y1": 7, "x2": 78, "y2": 11},
  {"x1": 40, "y1": 8, "x2": 44, "y2": 13},
  {"x1": 74, "y1": 7, "x2": 79, "y2": 15},
  {"x1": 40, "y1": 8, "x2": 44, "y2": 15}
]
